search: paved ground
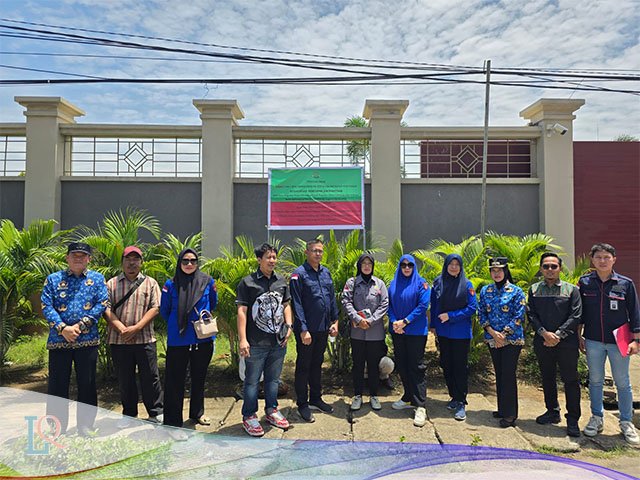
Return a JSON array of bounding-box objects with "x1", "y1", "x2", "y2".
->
[{"x1": 152, "y1": 373, "x2": 640, "y2": 478}]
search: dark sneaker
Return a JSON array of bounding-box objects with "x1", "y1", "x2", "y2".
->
[
  {"x1": 446, "y1": 399, "x2": 458, "y2": 411},
  {"x1": 536, "y1": 410, "x2": 561, "y2": 425},
  {"x1": 499, "y1": 417, "x2": 516, "y2": 428},
  {"x1": 492, "y1": 411, "x2": 503, "y2": 419},
  {"x1": 309, "y1": 398, "x2": 334, "y2": 414},
  {"x1": 298, "y1": 405, "x2": 316, "y2": 423},
  {"x1": 567, "y1": 421, "x2": 581, "y2": 438}
]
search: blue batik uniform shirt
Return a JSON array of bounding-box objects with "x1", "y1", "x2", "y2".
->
[
  {"x1": 42, "y1": 269, "x2": 108, "y2": 349},
  {"x1": 479, "y1": 281, "x2": 526, "y2": 346}
]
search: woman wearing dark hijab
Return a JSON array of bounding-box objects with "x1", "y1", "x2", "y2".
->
[
  {"x1": 430, "y1": 254, "x2": 477, "y2": 421},
  {"x1": 342, "y1": 253, "x2": 389, "y2": 411},
  {"x1": 160, "y1": 248, "x2": 217, "y2": 435},
  {"x1": 388, "y1": 254, "x2": 431, "y2": 427},
  {"x1": 479, "y1": 257, "x2": 526, "y2": 428}
]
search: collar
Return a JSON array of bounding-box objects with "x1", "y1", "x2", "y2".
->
[
  {"x1": 355, "y1": 274, "x2": 374, "y2": 285},
  {"x1": 591, "y1": 270, "x2": 619, "y2": 283},
  {"x1": 303, "y1": 261, "x2": 323, "y2": 273},
  {"x1": 542, "y1": 279, "x2": 562, "y2": 288},
  {"x1": 66, "y1": 268, "x2": 88, "y2": 278},
  {"x1": 256, "y1": 268, "x2": 279, "y2": 281},
  {"x1": 118, "y1": 272, "x2": 144, "y2": 283}
]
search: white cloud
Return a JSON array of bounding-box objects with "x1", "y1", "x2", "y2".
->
[{"x1": 0, "y1": 0, "x2": 638, "y2": 139}]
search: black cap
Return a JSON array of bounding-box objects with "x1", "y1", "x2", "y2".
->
[
  {"x1": 67, "y1": 242, "x2": 92, "y2": 255},
  {"x1": 489, "y1": 257, "x2": 508, "y2": 268}
]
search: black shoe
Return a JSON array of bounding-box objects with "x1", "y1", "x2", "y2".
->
[
  {"x1": 567, "y1": 422, "x2": 581, "y2": 438},
  {"x1": 499, "y1": 417, "x2": 516, "y2": 428},
  {"x1": 381, "y1": 377, "x2": 394, "y2": 390},
  {"x1": 536, "y1": 410, "x2": 561, "y2": 425},
  {"x1": 492, "y1": 411, "x2": 503, "y2": 419},
  {"x1": 298, "y1": 405, "x2": 316, "y2": 423},
  {"x1": 309, "y1": 398, "x2": 334, "y2": 413}
]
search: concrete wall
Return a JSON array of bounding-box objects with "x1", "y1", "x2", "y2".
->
[
  {"x1": 574, "y1": 141, "x2": 640, "y2": 282},
  {"x1": 233, "y1": 181, "x2": 372, "y2": 246},
  {"x1": 60, "y1": 180, "x2": 201, "y2": 241},
  {"x1": 0, "y1": 179, "x2": 25, "y2": 228},
  {"x1": 401, "y1": 182, "x2": 540, "y2": 251}
]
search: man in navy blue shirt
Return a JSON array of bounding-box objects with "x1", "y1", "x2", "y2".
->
[
  {"x1": 290, "y1": 239, "x2": 339, "y2": 422},
  {"x1": 578, "y1": 243, "x2": 640, "y2": 445}
]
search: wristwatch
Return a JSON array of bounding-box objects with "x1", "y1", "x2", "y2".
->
[{"x1": 402, "y1": 319, "x2": 409, "y2": 326}]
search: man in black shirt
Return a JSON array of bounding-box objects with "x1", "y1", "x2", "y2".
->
[
  {"x1": 237, "y1": 243, "x2": 293, "y2": 437},
  {"x1": 527, "y1": 252, "x2": 582, "y2": 437}
]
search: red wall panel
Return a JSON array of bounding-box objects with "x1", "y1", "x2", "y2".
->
[{"x1": 574, "y1": 142, "x2": 640, "y2": 282}]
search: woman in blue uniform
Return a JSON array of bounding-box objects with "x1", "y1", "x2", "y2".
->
[
  {"x1": 160, "y1": 248, "x2": 217, "y2": 433},
  {"x1": 430, "y1": 254, "x2": 477, "y2": 421},
  {"x1": 479, "y1": 257, "x2": 525, "y2": 428}
]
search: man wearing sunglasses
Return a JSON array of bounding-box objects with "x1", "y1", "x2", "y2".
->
[{"x1": 527, "y1": 252, "x2": 582, "y2": 438}]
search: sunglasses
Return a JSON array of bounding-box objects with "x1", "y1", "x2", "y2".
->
[
  {"x1": 181, "y1": 258, "x2": 198, "y2": 265},
  {"x1": 400, "y1": 262, "x2": 414, "y2": 269},
  {"x1": 541, "y1": 264, "x2": 559, "y2": 270}
]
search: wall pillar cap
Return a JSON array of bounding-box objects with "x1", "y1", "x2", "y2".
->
[
  {"x1": 519, "y1": 98, "x2": 585, "y2": 125},
  {"x1": 363, "y1": 99, "x2": 409, "y2": 120},
  {"x1": 193, "y1": 99, "x2": 244, "y2": 123},
  {"x1": 15, "y1": 96, "x2": 85, "y2": 123}
]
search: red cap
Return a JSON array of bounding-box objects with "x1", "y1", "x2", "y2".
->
[{"x1": 122, "y1": 246, "x2": 143, "y2": 258}]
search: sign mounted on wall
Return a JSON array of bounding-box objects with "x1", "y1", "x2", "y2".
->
[{"x1": 268, "y1": 167, "x2": 364, "y2": 230}]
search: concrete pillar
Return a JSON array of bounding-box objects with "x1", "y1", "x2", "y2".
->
[
  {"x1": 363, "y1": 100, "x2": 409, "y2": 251},
  {"x1": 520, "y1": 98, "x2": 585, "y2": 267},
  {"x1": 193, "y1": 99, "x2": 244, "y2": 258},
  {"x1": 15, "y1": 96, "x2": 84, "y2": 226}
]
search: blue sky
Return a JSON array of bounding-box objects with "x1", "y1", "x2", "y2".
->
[{"x1": 1, "y1": 0, "x2": 638, "y2": 140}]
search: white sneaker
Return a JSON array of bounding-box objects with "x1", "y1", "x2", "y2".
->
[
  {"x1": 370, "y1": 396, "x2": 382, "y2": 411},
  {"x1": 620, "y1": 421, "x2": 640, "y2": 445},
  {"x1": 147, "y1": 414, "x2": 163, "y2": 424},
  {"x1": 583, "y1": 415, "x2": 604, "y2": 437},
  {"x1": 350, "y1": 395, "x2": 362, "y2": 411},
  {"x1": 392, "y1": 399, "x2": 413, "y2": 410},
  {"x1": 413, "y1": 407, "x2": 427, "y2": 427}
]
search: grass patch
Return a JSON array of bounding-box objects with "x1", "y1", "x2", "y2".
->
[
  {"x1": 585, "y1": 445, "x2": 639, "y2": 460},
  {"x1": 534, "y1": 445, "x2": 569, "y2": 456},
  {"x1": 5, "y1": 334, "x2": 47, "y2": 368}
]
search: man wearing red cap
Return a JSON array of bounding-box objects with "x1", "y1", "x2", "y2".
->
[{"x1": 105, "y1": 246, "x2": 163, "y2": 426}]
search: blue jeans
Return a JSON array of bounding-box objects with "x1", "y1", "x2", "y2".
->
[
  {"x1": 585, "y1": 339, "x2": 634, "y2": 422},
  {"x1": 242, "y1": 344, "x2": 286, "y2": 418}
]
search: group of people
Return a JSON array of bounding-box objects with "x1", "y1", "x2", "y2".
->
[{"x1": 42, "y1": 240, "x2": 639, "y2": 445}]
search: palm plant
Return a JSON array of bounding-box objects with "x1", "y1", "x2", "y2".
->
[
  {"x1": 0, "y1": 219, "x2": 71, "y2": 380},
  {"x1": 344, "y1": 115, "x2": 369, "y2": 167}
]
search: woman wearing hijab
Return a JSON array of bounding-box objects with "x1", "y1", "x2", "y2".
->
[
  {"x1": 342, "y1": 253, "x2": 389, "y2": 411},
  {"x1": 160, "y1": 249, "x2": 217, "y2": 434},
  {"x1": 430, "y1": 254, "x2": 477, "y2": 421},
  {"x1": 479, "y1": 257, "x2": 526, "y2": 428},
  {"x1": 388, "y1": 254, "x2": 431, "y2": 427}
]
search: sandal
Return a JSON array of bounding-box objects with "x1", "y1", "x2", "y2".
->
[{"x1": 194, "y1": 415, "x2": 211, "y2": 426}]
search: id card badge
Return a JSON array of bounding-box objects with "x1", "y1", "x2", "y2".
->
[{"x1": 610, "y1": 299, "x2": 619, "y2": 311}]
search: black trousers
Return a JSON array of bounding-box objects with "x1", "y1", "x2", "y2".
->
[
  {"x1": 163, "y1": 341, "x2": 213, "y2": 427},
  {"x1": 47, "y1": 346, "x2": 98, "y2": 433},
  {"x1": 438, "y1": 336, "x2": 470, "y2": 404},
  {"x1": 351, "y1": 339, "x2": 386, "y2": 396},
  {"x1": 294, "y1": 330, "x2": 329, "y2": 406},
  {"x1": 111, "y1": 343, "x2": 163, "y2": 418},
  {"x1": 533, "y1": 341, "x2": 581, "y2": 422},
  {"x1": 489, "y1": 344, "x2": 522, "y2": 419},
  {"x1": 392, "y1": 333, "x2": 428, "y2": 407}
]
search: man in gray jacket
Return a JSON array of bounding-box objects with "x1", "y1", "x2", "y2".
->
[{"x1": 341, "y1": 253, "x2": 389, "y2": 411}]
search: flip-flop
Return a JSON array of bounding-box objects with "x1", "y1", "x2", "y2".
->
[{"x1": 196, "y1": 415, "x2": 211, "y2": 426}]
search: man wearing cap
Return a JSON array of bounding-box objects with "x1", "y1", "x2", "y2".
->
[
  {"x1": 105, "y1": 246, "x2": 163, "y2": 427},
  {"x1": 41, "y1": 242, "x2": 108, "y2": 435}
]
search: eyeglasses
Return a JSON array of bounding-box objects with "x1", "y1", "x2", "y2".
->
[
  {"x1": 542, "y1": 264, "x2": 559, "y2": 270},
  {"x1": 310, "y1": 249, "x2": 323, "y2": 255},
  {"x1": 181, "y1": 258, "x2": 198, "y2": 265},
  {"x1": 400, "y1": 263, "x2": 414, "y2": 269}
]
